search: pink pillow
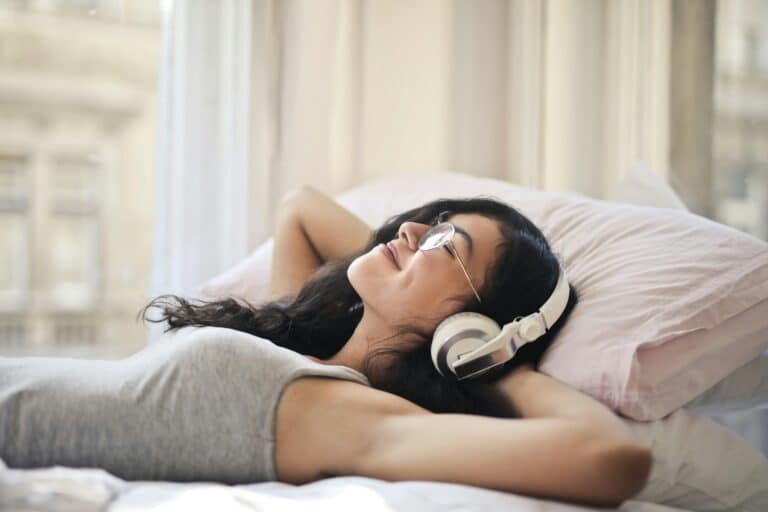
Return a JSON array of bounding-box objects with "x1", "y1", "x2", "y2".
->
[
  {"x1": 199, "y1": 171, "x2": 768, "y2": 420},
  {"x1": 200, "y1": 240, "x2": 275, "y2": 308}
]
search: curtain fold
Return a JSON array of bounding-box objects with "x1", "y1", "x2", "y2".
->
[{"x1": 246, "y1": 0, "x2": 670, "y2": 201}]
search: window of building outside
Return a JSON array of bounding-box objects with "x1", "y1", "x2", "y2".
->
[
  {"x1": 713, "y1": 0, "x2": 768, "y2": 239},
  {"x1": 668, "y1": 0, "x2": 768, "y2": 452},
  {"x1": 0, "y1": 1, "x2": 159, "y2": 357},
  {"x1": 671, "y1": 0, "x2": 768, "y2": 241}
]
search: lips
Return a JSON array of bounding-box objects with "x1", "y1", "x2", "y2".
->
[{"x1": 380, "y1": 242, "x2": 400, "y2": 269}]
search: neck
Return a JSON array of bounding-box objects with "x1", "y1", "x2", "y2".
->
[{"x1": 318, "y1": 305, "x2": 410, "y2": 374}]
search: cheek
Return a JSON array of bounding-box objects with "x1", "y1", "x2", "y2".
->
[
  {"x1": 409, "y1": 267, "x2": 449, "y2": 299},
  {"x1": 400, "y1": 260, "x2": 461, "y2": 311},
  {"x1": 348, "y1": 251, "x2": 463, "y2": 316},
  {"x1": 347, "y1": 251, "x2": 401, "y2": 295}
]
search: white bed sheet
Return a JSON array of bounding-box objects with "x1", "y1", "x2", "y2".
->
[{"x1": 0, "y1": 458, "x2": 691, "y2": 512}]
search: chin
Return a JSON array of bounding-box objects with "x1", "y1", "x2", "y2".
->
[
  {"x1": 346, "y1": 259, "x2": 370, "y2": 296},
  {"x1": 348, "y1": 262, "x2": 390, "y2": 305}
]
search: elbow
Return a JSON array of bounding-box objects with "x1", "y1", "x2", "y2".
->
[{"x1": 591, "y1": 440, "x2": 653, "y2": 508}]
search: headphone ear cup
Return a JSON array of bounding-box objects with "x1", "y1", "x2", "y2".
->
[{"x1": 431, "y1": 312, "x2": 501, "y2": 377}]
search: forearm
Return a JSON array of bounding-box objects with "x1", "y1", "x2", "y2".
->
[
  {"x1": 494, "y1": 364, "x2": 638, "y2": 443},
  {"x1": 364, "y1": 413, "x2": 651, "y2": 508},
  {"x1": 289, "y1": 185, "x2": 373, "y2": 262},
  {"x1": 270, "y1": 186, "x2": 373, "y2": 299},
  {"x1": 271, "y1": 208, "x2": 323, "y2": 299}
]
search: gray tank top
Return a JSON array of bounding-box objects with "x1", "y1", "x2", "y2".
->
[{"x1": 0, "y1": 325, "x2": 371, "y2": 483}]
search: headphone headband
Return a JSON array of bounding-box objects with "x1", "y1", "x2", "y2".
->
[
  {"x1": 447, "y1": 265, "x2": 571, "y2": 379},
  {"x1": 537, "y1": 266, "x2": 570, "y2": 331}
]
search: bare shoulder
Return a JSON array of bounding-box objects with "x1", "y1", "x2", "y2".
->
[{"x1": 274, "y1": 376, "x2": 428, "y2": 484}]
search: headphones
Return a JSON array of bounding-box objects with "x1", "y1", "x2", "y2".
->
[{"x1": 431, "y1": 265, "x2": 571, "y2": 380}]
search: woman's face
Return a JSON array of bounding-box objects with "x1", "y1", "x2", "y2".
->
[{"x1": 347, "y1": 213, "x2": 503, "y2": 329}]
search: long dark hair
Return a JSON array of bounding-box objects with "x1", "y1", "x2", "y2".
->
[{"x1": 139, "y1": 197, "x2": 578, "y2": 418}]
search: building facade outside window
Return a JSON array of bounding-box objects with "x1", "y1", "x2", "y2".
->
[
  {"x1": 671, "y1": 0, "x2": 768, "y2": 241},
  {"x1": 0, "y1": 1, "x2": 159, "y2": 357}
]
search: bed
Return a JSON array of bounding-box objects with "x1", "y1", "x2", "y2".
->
[
  {"x1": 2, "y1": 355, "x2": 765, "y2": 512},
  {"x1": 0, "y1": 459, "x2": 694, "y2": 512},
  {"x1": 3, "y1": 167, "x2": 766, "y2": 511}
]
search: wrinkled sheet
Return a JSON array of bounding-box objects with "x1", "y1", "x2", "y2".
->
[{"x1": 0, "y1": 457, "x2": 691, "y2": 512}]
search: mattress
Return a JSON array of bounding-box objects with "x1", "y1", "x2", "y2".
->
[{"x1": 0, "y1": 457, "x2": 692, "y2": 512}]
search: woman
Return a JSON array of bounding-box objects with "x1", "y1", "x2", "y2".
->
[
  {"x1": 0, "y1": 186, "x2": 651, "y2": 508},
  {"x1": 146, "y1": 186, "x2": 579, "y2": 416},
  {"x1": 139, "y1": 186, "x2": 651, "y2": 505}
]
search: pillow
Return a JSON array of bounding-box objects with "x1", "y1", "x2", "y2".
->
[
  {"x1": 199, "y1": 171, "x2": 768, "y2": 421},
  {"x1": 625, "y1": 407, "x2": 768, "y2": 512},
  {"x1": 610, "y1": 161, "x2": 689, "y2": 211},
  {"x1": 202, "y1": 161, "x2": 687, "y2": 305},
  {"x1": 609, "y1": 162, "x2": 768, "y2": 417},
  {"x1": 201, "y1": 239, "x2": 275, "y2": 308}
]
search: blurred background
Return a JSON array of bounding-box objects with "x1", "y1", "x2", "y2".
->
[
  {"x1": 0, "y1": 0, "x2": 766, "y2": 358},
  {"x1": 1, "y1": 0, "x2": 159, "y2": 357}
]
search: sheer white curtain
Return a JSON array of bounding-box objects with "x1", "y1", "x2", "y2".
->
[
  {"x1": 150, "y1": 0, "x2": 252, "y2": 341},
  {"x1": 151, "y1": 0, "x2": 671, "y2": 339},
  {"x1": 245, "y1": 0, "x2": 671, "y2": 211}
]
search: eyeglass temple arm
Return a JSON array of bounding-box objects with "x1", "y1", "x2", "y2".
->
[{"x1": 449, "y1": 242, "x2": 482, "y2": 303}]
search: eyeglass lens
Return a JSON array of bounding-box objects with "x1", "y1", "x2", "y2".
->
[{"x1": 419, "y1": 223, "x2": 454, "y2": 250}]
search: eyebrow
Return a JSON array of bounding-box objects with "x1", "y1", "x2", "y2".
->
[{"x1": 453, "y1": 225, "x2": 474, "y2": 259}]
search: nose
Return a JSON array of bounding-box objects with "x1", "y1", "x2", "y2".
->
[{"x1": 396, "y1": 221, "x2": 429, "y2": 251}]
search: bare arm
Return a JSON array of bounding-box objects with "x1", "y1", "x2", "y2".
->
[
  {"x1": 360, "y1": 366, "x2": 651, "y2": 507},
  {"x1": 493, "y1": 363, "x2": 638, "y2": 443},
  {"x1": 277, "y1": 369, "x2": 651, "y2": 508},
  {"x1": 271, "y1": 185, "x2": 373, "y2": 299},
  {"x1": 364, "y1": 412, "x2": 650, "y2": 508}
]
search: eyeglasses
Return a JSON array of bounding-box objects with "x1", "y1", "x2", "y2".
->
[{"x1": 418, "y1": 213, "x2": 482, "y2": 304}]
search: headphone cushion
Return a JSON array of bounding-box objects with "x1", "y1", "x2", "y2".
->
[
  {"x1": 433, "y1": 312, "x2": 501, "y2": 342},
  {"x1": 431, "y1": 312, "x2": 501, "y2": 375}
]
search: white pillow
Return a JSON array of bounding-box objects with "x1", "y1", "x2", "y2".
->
[
  {"x1": 201, "y1": 239, "x2": 275, "y2": 308},
  {"x1": 610, "y1": 161, "x2": 689, "y2": 211},
  {"x1": 610, "y1": 162, "x2": 768, "y2": 416},
  {"x1": 200, "y1": 170, "x2": 768, "y2": 421},
  {"x1": 626, "y1": 407, "x2": 768, "y2": 512},
  {"x1": 608, "y1": 163, "x2": 768, "y2": 511}
]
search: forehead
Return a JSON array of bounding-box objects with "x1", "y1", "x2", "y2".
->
[{"x1": 445, "y1": 213, "x2": 503, "y2": 268}]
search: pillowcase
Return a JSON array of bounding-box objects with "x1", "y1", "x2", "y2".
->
[
  {"x1": 199, "y1": 170, "x2": 768, "y2": 421},
  {"x1": 201, "y1": 239, "x2": 275, "y2": 308},
  {"x1": 610, "y1": 160, "x2": 689, "y2": 211},
  {"x1": 625, "y1": 407, "x2": 768, "y2": 512},
  {"x1": 610, "y1": 162, "x2": 768, "y2": 417}
]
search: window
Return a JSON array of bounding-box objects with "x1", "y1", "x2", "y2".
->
[
  {"x1": 671, "y1": 0, "x2": 768, "y2": 241},
  {"x1": 0, "y1": 2, "x2": 160, "y2": 357},
  {"x1": 0, "y1": 155, "x2": 30, "y2": 310},
  {"x1": 713, "y1": 0, "x2": 768, "y2": 240}
]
